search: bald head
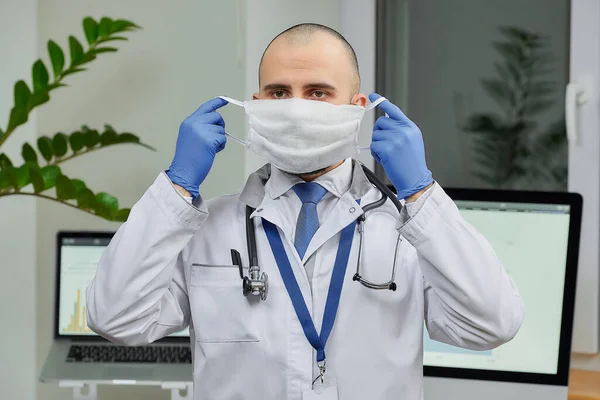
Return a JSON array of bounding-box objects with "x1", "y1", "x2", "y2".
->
[{"x1": 258, "y1": 23, "x2": 361, "y2": 98}]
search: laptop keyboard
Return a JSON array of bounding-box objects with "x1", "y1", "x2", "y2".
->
[{"x1": 66, "y1": 344, "x2": 192, "y2": 364}]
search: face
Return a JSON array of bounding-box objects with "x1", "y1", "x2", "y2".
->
[{"x1": 255, "y1": 32, "x2": 367, "y2": 107}]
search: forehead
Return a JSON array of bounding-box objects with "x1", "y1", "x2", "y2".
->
[{"x1": 259, "y1": 33, "x2": 354, "y2": 88}]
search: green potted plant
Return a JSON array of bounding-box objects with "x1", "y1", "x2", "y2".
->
[
  {"x1": 457, "y1": 26, "x2": 567, "y2": 191},
  {"x1": 0, "y1": 16, "x2": 154, "y2": 221}
]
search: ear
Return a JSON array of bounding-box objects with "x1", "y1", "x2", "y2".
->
[
  {"x1": 253, "y1": 92, "x2": 260, "y2": 100},
  {"x1": 351, "y1": 93, "x2": 368, "y2": 107}
]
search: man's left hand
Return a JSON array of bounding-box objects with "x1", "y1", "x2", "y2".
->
[{"x1": 369, "y1": 93, "x2": 434, "y2": 200}]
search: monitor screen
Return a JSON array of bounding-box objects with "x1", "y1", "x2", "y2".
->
[
  {"x1": 423, "y1": 200, "x2": 571, "y2": 375},
  {"x1": 58, "y1": 235, "x2": 189, "y2": 338}
]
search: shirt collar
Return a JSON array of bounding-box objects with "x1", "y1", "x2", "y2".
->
[
  {"x1": 266, "y1": 158, "x2": 355, "y2": 200},
  {"x1": 240, "y1": 159, "x2": 374, "y2": 208}
]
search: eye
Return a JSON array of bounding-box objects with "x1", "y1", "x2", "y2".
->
[
  {"x1": 272, "y1": 90, "x2": 288, "y2": 99},
  {"x1": 312, "y1": 90, "x2": 327, "y2": 99}
]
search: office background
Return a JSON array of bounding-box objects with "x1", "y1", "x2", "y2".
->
[{"x1": 0, "y1": 0, "x2": 598, "y2": 399}]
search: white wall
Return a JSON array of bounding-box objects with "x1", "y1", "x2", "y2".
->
[
  {"x1": 568, "y1": 0, "x2": 600, "y2": 356},
  {"x1": 0, "y1": 1, "x2": 348, "y2": 398},
  {"x1": 339, "y1": 0, "x2": 377, "y2": 170},
  {"x1": 34, "y1": 1, "x2": 245, "y2": 399},
  {"x1": 0, "y1": 1, "x2": 38, "y2": 398}
]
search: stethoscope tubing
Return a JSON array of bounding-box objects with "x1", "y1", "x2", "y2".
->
[{"x1": 241, "y1": 163, "x2": 403, "y2": 297}]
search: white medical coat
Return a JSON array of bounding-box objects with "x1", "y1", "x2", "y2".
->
[{"x1": 87, "y1": 161, "x2": 525, "y2": 400}]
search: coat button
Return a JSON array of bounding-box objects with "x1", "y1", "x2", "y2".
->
[{"x1": 349, "y1": 207, "x2": 356, "y2": 213}]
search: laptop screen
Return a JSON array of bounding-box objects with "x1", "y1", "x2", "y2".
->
[
  {"x1": 423, "y1": 199, "x2": 571, "y2": 375},
  {"x1": 57, "y1": 234, "x2": 189, "y2": 338}
]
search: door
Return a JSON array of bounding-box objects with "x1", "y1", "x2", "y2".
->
[{"x1": 345, "y1": 0, "x2": 599, "y2": 353}]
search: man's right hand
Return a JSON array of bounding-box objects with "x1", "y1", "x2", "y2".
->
[{"x1": 166, "y1": 97, "x2": 229, "y2": 199}]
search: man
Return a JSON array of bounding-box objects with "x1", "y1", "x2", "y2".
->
[{"x1": 87, "y1": 23, "x2": 524, "y2": 400}]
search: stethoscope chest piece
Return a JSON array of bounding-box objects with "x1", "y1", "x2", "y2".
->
[
  {"x1": 241, "y1": 268, "x2": 269, "y2": 301},
  {"x1": 233, "y1": 248, "x2": 269, "y2": 301}
]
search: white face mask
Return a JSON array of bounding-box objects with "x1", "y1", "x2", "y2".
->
[{"x1": 219, "y1": 95, "x2": 386, "y2": 174}]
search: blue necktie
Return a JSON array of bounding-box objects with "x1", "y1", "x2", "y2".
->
[{"x1": 293, "y1": 182, "x2": 327, "y2": 259}]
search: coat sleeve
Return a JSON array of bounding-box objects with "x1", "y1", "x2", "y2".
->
[
  {"x1": 86, "y1": 172, "x2": 208, "y2": 346},
  {"x1": 398, "y1": 183, "x2": 525, "y2": 350}
]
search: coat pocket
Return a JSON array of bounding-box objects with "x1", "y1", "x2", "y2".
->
[{"x1": 189, "y1": 263, "x2": 260, "y2": 343}]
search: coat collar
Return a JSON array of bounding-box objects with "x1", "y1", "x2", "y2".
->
[{"x1": 238, "y1": 159, "x2": 374, "y2": 210}]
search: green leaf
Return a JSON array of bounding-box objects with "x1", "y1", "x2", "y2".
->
[
  {"x1": 83, "y1": 17, "x2": 99, "y2": 45},
  {"x1": 7, "y1": 106, "x2": 28, "y2": 132},
  {"x1": 97, "y1": 36, "x2": 128, "y2": 44},
  {"x1": 474, "y1": 171, "x2": 500, "y2": 187},
  {"x1": 498, "y1": 26, "x2": 544, "y2": 47},
  {"x1": 47, "y1": 40, "x2": 65, "y2": 78},
  {"x1": 14, "y1": 80, "x2": 31, "y2": 108},
  {"x1": 9, "y1": 164, "x2": 32, "y2": 190},
  {"x1": 90, "y1": 47, "x2": 118, "y2": 54},
  {"x1": 77, "y1": 188, "x2": 96, "y2": 209},
  {"x1": 492, "y1": 42, "x2": 525, "y2": 66},
  {"x1": 523, "y1": 99, "x2": 554, "y2": 116},
  {"x1": 63, "y1": 67, "x2": 87, "y2": 78},
  {"x1": 0, "y1": 153, "x2": 13, "y2": 169},
  {"x1": 56, "y1": 175, "x2": 77, "y2": 200},
  {"x1": 114, "y1": 208, "x2": 130, "y2": 222},
  {"x1": 110, "y1": 19, "x2": 141, "y2": 33},
  {"x1": 29, "y1": 165, "x2": 45, "y2": 193},
  {"x1": 100, "y1": 130, "x2": 118, "y2": 145},
  {"x1": 464, "y1": 114, "x2": 503, "y2": 133},
  {"x1": 52, "y1": 133, "x2": 68, "y2": 157},
  {"x1": 524, "y1": 53, "x2": 554, "y2": 72},
  {"x1": 493, "y1": 62, "x2": 521, "y2": 87},
  {"x1": 70, "y1": 178, "x2": 87, "y2": 194},
  {"x1": 28, "y1": 90, "x2": 50, "y2": 109},
  {"x1": 96, "y1": 192, "x2": 119, "y2": 210},
  {"x1": 32, "y1": 60, "x2": 50, "y2": 92},
  {"x1": 81, "y1": 52, "x2": 97, "y2": 63},
  {"x1": 69, "y1": 131, "x2": 86, "y2": 152},
  {"x1": 0, "y1": 170, "x2": 11, "y2": 191},
  {"x1": 98, "y1": 17, "x2": 113, "y2": 38},
  {"x1": 83, "y1": 129, "x2": 100, "y2": 148},
  {"x1": 93, "y1": 203, "x2": 114, "y2": 220},
  {"x1": 527, "y1": 80, "x2": 555, "y2": 97},
  {"x1": 40, "y1": 165, "x2": 61, "y2": 188},
  {"x1": 69, "y1": 35, "x2": 85, "y2": 65},
  {"x1": 117, "y1": 133, "x2": 140, "y2": 144},
  {"x1": 22, "y1": 143, "x2": 38, "y2": 164},
  {"x1": 37, "y1": 136, "x2": 54, "y2": 162},
  {"x1": 481, "y1": 79, "x2": 515, "y2": 111}
]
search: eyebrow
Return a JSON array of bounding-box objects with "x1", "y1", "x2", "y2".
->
[{"x1": 262, "y1": 82, "x2": 338, "y2": 91}]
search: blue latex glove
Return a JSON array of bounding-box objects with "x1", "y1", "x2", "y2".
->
[
  {"x1": 166, "y1": 97, "x2": 229, "y2": 199},
  {"x1": 369, "y1": 93, "x2": 433, "y2": 199}
]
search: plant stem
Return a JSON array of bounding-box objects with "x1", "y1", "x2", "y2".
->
[
  {"x1": 50, "y1": 141, "x2": 154, "y2": 165},
  {"x1": 0, "y1": 191, "x2": 99, "y2": 218},
  {"x1": 52, "y1": 146, "x2": 104, "y2": 165}
]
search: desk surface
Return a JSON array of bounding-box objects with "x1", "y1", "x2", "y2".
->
[{"x1": 569, "y1": 369, "x2": 600, "y2": 400}]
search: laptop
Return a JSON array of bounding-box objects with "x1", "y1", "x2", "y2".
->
[
  {"x1": 421, "y1": 188, "x2": 582, "y2": 400},
  {"x1": 39, "y1": 231, "x2": 193, "y2": 384}
]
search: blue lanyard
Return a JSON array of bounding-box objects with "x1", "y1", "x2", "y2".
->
[{"x1": 262, "y1": 218, "x2": 357, "y2": 363}]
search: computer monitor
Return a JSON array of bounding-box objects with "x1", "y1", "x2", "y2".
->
[
  {"x1": 55, "y1": 231, "x2": 189, "y2": 340},
  {"x1": 423, "y1": 188, "x2": 582, "y2": 400}
]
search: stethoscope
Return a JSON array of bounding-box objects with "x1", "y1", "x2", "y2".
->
[{"x1": 230, "y1": 163, "x2": 404, "y2": 301}]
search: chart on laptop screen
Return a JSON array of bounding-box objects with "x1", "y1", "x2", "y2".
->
[
  {"x1": 423, "y1": 201, "x2": 570, "y2": 375},
  {"x1": 58, "y1": 239, "x2": 189, "y2": 337}
]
